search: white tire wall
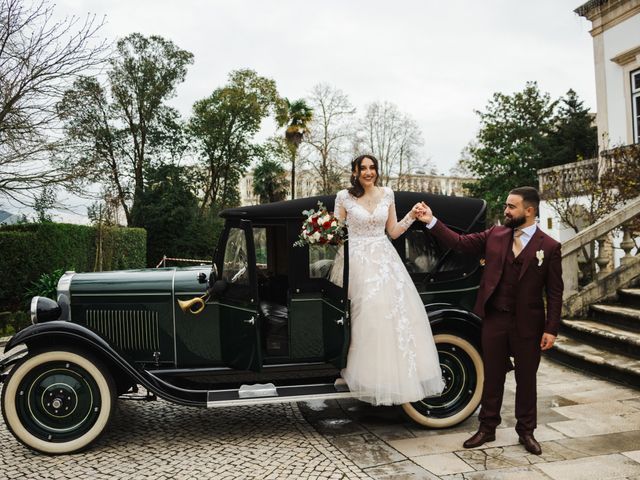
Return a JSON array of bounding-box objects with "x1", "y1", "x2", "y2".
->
[{"x1": 1, "y1": 349, "x2": 115, "y2": 454}]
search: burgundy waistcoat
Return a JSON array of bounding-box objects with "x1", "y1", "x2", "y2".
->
[{"x1": 489, "y1": 239, "x2": 533, "y2": 312}]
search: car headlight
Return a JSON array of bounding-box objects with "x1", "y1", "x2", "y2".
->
[{"x1": 30, "y1": 296, "x2": 62, "y2": 324}]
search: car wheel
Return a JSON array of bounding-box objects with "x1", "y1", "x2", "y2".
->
[
  {"x1": 402, "y1": 333, "x2": 483, "y2": 428},
  {"x1": 1, "y1": 349, "x2": 116, "y2": 454}
]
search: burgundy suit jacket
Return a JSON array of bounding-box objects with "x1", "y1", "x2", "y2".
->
[{"x1": 429, "y1": 220, "x2": 563, "y2": 338}]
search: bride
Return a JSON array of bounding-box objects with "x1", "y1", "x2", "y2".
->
[{"x1": 330, "y1": 154, "x2": 444, "y2": 406}]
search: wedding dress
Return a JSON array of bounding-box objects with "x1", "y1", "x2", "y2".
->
[{"x1": 330, "y1": 187, "x2": 444, "y2": 406}]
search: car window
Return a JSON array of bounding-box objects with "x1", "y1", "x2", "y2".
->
[
  {"x1": 404, "y1": 227, "x2": 479, "y2": 282},
  {"x1": 222, "y1": 228, "x2": 249, "y2": 286},
  {"x1": 405, "y1": 229, "x2": 440, "y2": 273},
  {"x1": 253, "y1": 227, "x2": 267, "y2": 271},
  {"x1": 309, "y1": 244, "x2": 340, "y2": 279}
]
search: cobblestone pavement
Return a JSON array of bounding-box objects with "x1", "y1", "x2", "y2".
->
[
  {"x1": 0, "y1": 387, "x2": 369, "y2": 480},
  {"x1": 1, "y1": 353, "x2": 640, "y2": 479}
]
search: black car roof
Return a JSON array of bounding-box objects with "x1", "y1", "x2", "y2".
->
[{"x1": 221, "y1": 191, "x2": 486, "y2": 233}]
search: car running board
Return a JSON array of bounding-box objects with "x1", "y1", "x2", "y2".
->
[{"x1": 206, "y1": 380, "x2": 353, "y2": 408}]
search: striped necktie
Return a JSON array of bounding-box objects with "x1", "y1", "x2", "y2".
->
[{"x1": 512, "y1": 229, "x2": 524, "y2": 257}]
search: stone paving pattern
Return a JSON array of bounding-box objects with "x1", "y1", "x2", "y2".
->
[{"x1": 1, "y1": 355, "x2": 640, "y2": 479}]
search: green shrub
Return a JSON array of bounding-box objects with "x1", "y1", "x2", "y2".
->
[
  {"x1": 0, "y1": 223, "x2": 146, "y2": 312},
  {"x1": 0, "y1": 311, "x2": 30, "y2": 336},
  {"x1": 24, "y1": 268, "x2": 65, "y2": 301}
]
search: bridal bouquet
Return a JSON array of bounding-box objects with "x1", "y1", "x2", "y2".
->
[{"x1": 293, "y1": 201, "x2": 347, "y2": 247}]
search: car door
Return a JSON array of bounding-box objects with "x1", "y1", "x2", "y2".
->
[
  {"x1": 216, "y1": 219, "x2": 262, "y2": 371},
  {"x1": 321, "y1": 240, "x2": 350, "y2": 368},
  {"x1": 289, "y1": 240, "x2": 350, "y2": 368}
]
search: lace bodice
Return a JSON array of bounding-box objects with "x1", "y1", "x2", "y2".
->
[{"x1": 335, "y1": 187, "x2": 394, "y2": 239}]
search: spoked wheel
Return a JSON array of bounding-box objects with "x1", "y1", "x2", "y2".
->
[
  {"x1": 402, "y1": 333, "x2": 483, "y2": 428},
  {"x1": 1, "y1": 349, "x2": 115, "y2": 454}
]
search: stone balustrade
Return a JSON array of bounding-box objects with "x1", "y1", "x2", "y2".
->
[
  {"x1": 561, "y1": 195, "x2": 640, "y2": 316},
  {"x1": 538, "y1": 158, "x2": 599, "y2": 197}
]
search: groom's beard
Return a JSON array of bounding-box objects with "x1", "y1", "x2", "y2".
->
[{"x1": 504, "y1": 213, "x2": 526, "y2": 229}]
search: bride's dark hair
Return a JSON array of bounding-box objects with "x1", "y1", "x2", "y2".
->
[{"x1": 348, "y1": 155, "x2": 380, "y2": 198}]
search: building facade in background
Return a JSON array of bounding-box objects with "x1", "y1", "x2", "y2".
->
[
  {"x1": 538, "y1": 0, "x2": 639, "y2": 265},
  {"x1": 239, "y1": 170, "x2": 475, "y2": 206},
  {"x1": 576, "y1": 0, "x2": 640, "y2": 148}
]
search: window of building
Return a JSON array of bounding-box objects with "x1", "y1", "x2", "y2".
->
[{"x1": 633, "y1": 69, "x2": 640, "y2": 144}]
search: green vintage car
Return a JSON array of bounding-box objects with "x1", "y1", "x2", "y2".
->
[{"x1": 0, "y1": 191, "x2": 486, "y2": 454}]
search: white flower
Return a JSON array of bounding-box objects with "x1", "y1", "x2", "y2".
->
[
  {"x1": 331, "y1": 220, "x2": 337, "y2": 227},
  {"x1": 536, "y1": 250, "x2": 544, "y2": 266},
  {"x1": 327, "y1": 234, "x2": 333, "y2": 240},
  {"x1": 312, "y1": 231, "x2": 321, "y2": 242}
]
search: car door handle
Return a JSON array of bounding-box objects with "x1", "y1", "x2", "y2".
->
[
  {"x1": 335, "y1": 317, "x2": 344, "y2": 326},
  {"x1": 244, "y1": 316, "x2": 255, "y2": 325}
]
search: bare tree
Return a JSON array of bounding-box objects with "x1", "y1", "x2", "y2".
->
[
  {"x1": 304, "y1": 84, "x2": 356, "y2": 194},
  {"x1": 355, "y1": 101, "x2": 426, "y2": 186},
  {"x1": 0, "y1": 0, "x2": 108, "y2": 204}
]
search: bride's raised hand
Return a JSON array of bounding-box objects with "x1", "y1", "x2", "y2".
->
[
  {"x1": 416, "y1": 202, "x2": 433, "y2": 223},
  {"x1": 410, "y1": 203, "x2": 425, "y2": 219}
]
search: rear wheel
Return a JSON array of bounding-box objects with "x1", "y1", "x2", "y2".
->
[
  {"x1": 1, "y1": 349, "x2": 115, "y2": 454},
  {"x1": 402, "y1": 333, "x2": 483, "y2": 428}
]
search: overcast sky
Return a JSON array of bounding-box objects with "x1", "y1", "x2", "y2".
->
[
  {"x1": 43, "y1": 0, "x2": 597, "y2": 221},
  {"x1": 58, "y1": 0, "x2": 596, "y2": 168}
]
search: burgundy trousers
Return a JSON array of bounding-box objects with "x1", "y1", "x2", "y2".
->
[{"x1": 478, "y1": 308, "x2": 542, "y2": 436}]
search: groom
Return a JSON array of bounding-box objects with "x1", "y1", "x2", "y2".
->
[{"x1": 417, "y1": 186, "x2": 563, "y2": 455}]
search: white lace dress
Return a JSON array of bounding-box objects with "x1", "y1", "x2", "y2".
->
[{"x1": 330, "y1": 187, "x2": 444, "y2": 406}]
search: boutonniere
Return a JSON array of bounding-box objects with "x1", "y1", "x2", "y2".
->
[{"x1": 536, "y1": 250, "x2": 544, "y2": 266}]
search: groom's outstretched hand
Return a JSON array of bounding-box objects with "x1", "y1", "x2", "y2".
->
[
  {"x1": 540, "y1": 333, "x2": 556, "y2": 350},
  {"x1": 416, "y1": 202, "x2": 433, "y2": 224}
]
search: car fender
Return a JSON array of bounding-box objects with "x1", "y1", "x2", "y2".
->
[
  {"x1": 425, "y1": 303, "x2": 482, "y2": 344},
  {"x1": 2, "y1": 322, "x2": 206, "y2": 406}
]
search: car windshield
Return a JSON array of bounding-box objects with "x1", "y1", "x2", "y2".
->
[{"x1": 222, "y1": 228, "x2": 249, "y2": 285}]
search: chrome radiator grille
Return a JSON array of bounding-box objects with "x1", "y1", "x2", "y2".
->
[{"x1": 86, "y1": 309, "x2": 160, "y2": 351}]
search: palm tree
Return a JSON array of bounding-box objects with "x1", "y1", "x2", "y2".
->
[
  {"x1": 253, "y1": 159, "x2": 288, "y2": 203},
  {"x1": 278, "y1": 99, "x2": 313, "y2": 199}
]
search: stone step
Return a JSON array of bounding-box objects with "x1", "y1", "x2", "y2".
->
[
  {"x1": 589, "y1": 304, "x2": 640, "y2": 332},
  {"x1": 547, "y1": 336, "x2": 640, "y2": 388},
  {"x1": 619, "y1": 288, "x2": 640, "y2": 309},
  {"x1": 561, "y1": 319, "x2": 640, "y2": 360}
]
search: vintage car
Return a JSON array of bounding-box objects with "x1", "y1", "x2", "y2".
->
[{"x1": 0, "y1": 191, "x2": 487, "y2": 454}]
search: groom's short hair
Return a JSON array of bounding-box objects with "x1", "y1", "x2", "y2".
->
[{"x1": 509, "y1": 186, "x2": 540, "y2": 213}]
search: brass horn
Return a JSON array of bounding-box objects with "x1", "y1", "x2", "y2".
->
[{"x1": 178, "y1": 294, "x2": 209, "y2": 315}]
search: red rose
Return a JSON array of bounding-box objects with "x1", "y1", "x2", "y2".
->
[
  {"x1": 323, "y1": 221, "x2": 332, "y2": 229},
  {"x1": 311, "y1": 216, "x2": 318, "y2": 225}
]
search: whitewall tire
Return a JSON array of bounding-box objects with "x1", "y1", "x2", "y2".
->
[
  {"x1": 1, "y1": 349, "x2": 115, "y2": 454},
  {"x1": 402, "y1": 333, "x2": 483, "y2": 428}
]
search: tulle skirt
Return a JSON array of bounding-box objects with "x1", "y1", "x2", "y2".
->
[{"x1": 331, "y1": 236, "x2": 445, "y2": 406}]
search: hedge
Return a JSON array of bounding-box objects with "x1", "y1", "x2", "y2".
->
[{"x1": 0, "y1": 223, "x2": 146, "y2": 312}]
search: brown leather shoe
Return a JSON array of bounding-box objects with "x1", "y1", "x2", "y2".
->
[
  {"x1": 519, "y1": 434, "x2": 542, "y2": 455},
  {"x1": 463, "y1": 430, "x2": 496, "y2": 448}
]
